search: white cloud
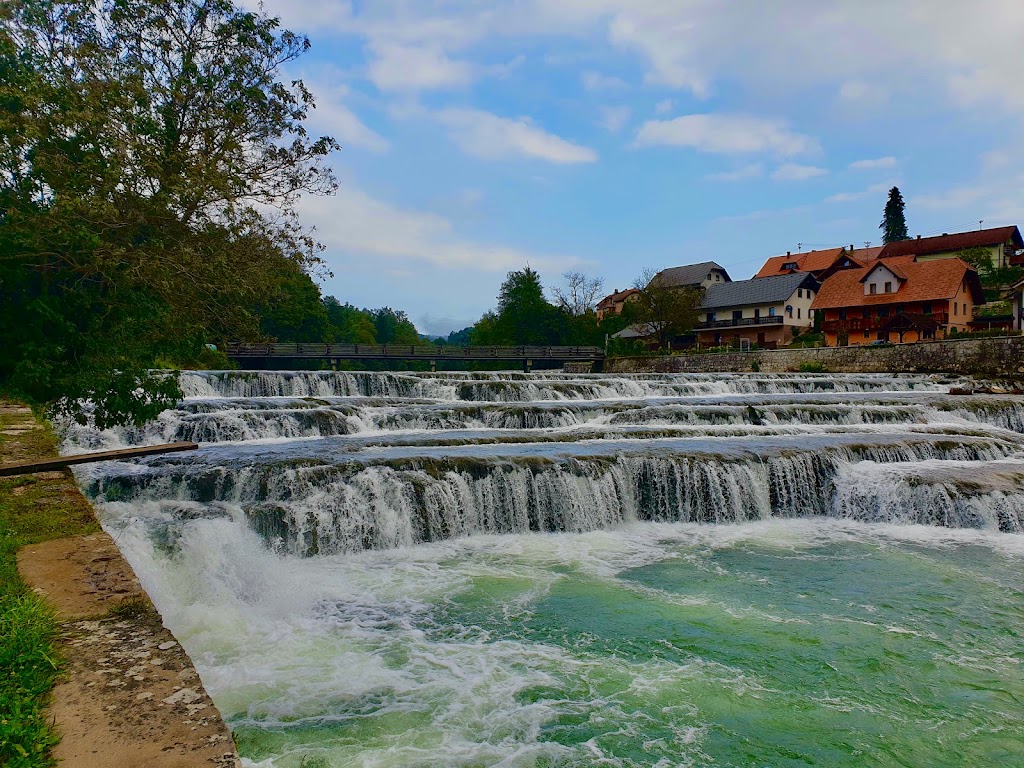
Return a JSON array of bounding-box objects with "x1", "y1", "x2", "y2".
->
[
  {"x1": 654, "y1": 98, "x2": 674, "y2": 115},
  {"x1": 849, "y1": 156, "x2": 897, "y2": 170},
  {"x1": 772, "y1": 163, "x2": 827, "y2": 181},
  {"x1": 301, "y1": 183, "x2": 584, "y2": 273},
  {"x1": 634, "y1": 114, "x2": 819, "y2": 156},
  {"x1": 913, "y1": 185, "x2": 989, "y2": 209},
  {"x1": 599, "y1": 106, "x2": 631, "y2": 133},
  {"x1": 435, "y1": 108, "x2": 598, "y2": 163},
  {"x1": 705, "y1": 163, "x2": 764, "y2": 182},
  {"x1": 825, "y1": 180, "x2": 896, "y2": 204},
  {"x1": 367, "y1": 43, "x2": 473, "y2": 91},
  {"x1": 305, "y1": 82, "x2": 388, "y2": 153},
  {"x1": 260, "y1": 1, "x2": 1024, "y2": 116},
  {"x1": 582, "y1": 70, "x2": 627, "y2": 91}
]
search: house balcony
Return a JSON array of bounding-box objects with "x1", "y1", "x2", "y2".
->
[
  {"x1": 697, "y1": 316, "x2": 785, "y2": 330},
  {"x1": 823, "y1": 312, "x2": 948, "y2": 333}
]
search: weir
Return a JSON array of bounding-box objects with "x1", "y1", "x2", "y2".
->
[{"x1": 63, "y1": 369, "x2": 1024, "y2": 766}]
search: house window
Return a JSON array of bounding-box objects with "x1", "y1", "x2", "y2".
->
[
  {"x1": 869, "y1": 284, "x2": 878, "y2": 294},
  {"x1": 963, "y1": 303, "x2": 967, "y2": 316},
  {"x1": 884, "y1": 281, "x2": 892, "y2": 293},
  {"x1": 798, "y1": 289, "x2": 803, "y2": 298},
  {"x1": 954, "y1": 303, "x2": 958, "y2": 316},
  {"x1": 754, "y1": 308, "x2": 761, "y2": 319},
  {"x1": 839, "y1": 309, "x2": 847, "y2": 320},
  {"x1": 783, "y1": 262, "x2": 797, "y2": 270},
  {"x1": 769, "y1": 307, "x2": 776, "y2": 316},
  {"x1": 797, "y1": 308, "x2": 802, "y2": 319},
  {"x1": 862, "y1": 309, "x2": 870, "y2": 319},
  {"x1": 708, "y1": 312, "x2": 717, "y2": 322},
  {"x1": 864, "y1": 330, "x2": 870, "y2": 338},
  {"x1": 922, "y1": 303, "x2": 932, "y2": 314},
  {"x1": 706, "y1": 273, "x2": 712, "y2": 281},
  {"x1": 786, "y1": 305, "x2": 793, "y2": 317},
  {"x1": 877, "y1": 308, "x2": 889, "y2": 318},
  {"x1": 732, "y1": 310, "x2": 743, "y2": 321}
]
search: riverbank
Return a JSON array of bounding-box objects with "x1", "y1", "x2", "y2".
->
[
  {"x1": 605, "y1": 334, "x2": 1024, "y2": 377},
  {"x1": 0, "y1": 402, "x2": 239, "y2": 768}
]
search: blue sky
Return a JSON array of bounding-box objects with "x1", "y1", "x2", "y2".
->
[{"x1": 248, "y1": 0, "x2": 1024, "y2": 335}]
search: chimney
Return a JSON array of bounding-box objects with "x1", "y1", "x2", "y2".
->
[
  {"x1": 613, "y1": 288, "x2": 618, "y2": 294},
  {"x1": 941, "y1": 233, "x2": 948, "y2": 237},
  {"x1": 849, "y1": 244, "x2": 854, "y2": 251},
  {"x1": 787, "y1": 251, "x2": 791, "y2": 256},
  {"x1": 917, "y1": 234, "x2": 921, "y2": 239}
]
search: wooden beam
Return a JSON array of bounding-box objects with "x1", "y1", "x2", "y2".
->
[{"x1": 0, "y1": 442, "x2": 199, "y2": 477}]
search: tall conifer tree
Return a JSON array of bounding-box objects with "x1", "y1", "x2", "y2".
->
[{"x1": 880, "y1": 186, "x2": 910, "y2": 243}]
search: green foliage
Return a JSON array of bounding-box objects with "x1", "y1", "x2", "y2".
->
[
  {"x1": 955, "y1": 247, "x2": 1023, "y2": 289},
  {"x1": 788, "y1": 332, "x2": 826, "y2": 348},
  {"x1": 257, "y1": 267, "x2": 332, "y2": 343},
  {"x1": 798, "y1": 361, "x2": 827, "y2": 373},
  {"x1": 372, "y1": 308, "x2": 420, "y2": 345},
  {"x1": 630, "y1": 270, "x2": 703, "y2": 351},
  {"x1": 0, "y1": 0, "x2": 337, "y2": 425},
  {"x1": 750, "y1": 361, "x2": 760, "y2": 372},
  {"x1": 880, "y1": 186, "x2": 909, "y2": 243}
]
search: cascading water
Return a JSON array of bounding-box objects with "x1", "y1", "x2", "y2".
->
[{"x1": 68, "y1": 370, "x2": 1024, "y2": 766}]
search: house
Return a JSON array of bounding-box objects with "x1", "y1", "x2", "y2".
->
[
  {"x1": 1005, "y1": 275, "x2": 1024, "y2": 331},
  {"x1": 595, "y1": 288, "x2": 640, "y2": 320},
  {"x1": 876, "y1": 226, "x2": 1024, "y2": 271},
  {"x1": 812, "y1": 257, "x2": 983, "y2": 346},
  {"x1": 651, "y1": 261, "x2": 731, "y2": 290},
  {"x1": 696, "y1": 272, "x2": 819, "y2": 348},
  {"x1": 754, "y1": 246, "x2": 870, "y2": 281}
]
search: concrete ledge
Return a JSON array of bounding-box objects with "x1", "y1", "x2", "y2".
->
[{"x1": 605, "y1": 335, "x2": 1024, "y2": 377}]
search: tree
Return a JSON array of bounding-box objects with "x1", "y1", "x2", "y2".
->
[
  {"x1": 552, "y1": 271, "x2": 604, "y2": 317},
  {"x1": 323, "y1": 297, "x2": 377, "y2": 344},
  {"x1": 372, "y1": 307, "x2": 419, "y2": 345},
  {"x1": 880, "y1": 186, "x2": 909, "y2": 243},
  {"x1": 631, "y1": 269, "x2": 703, "y2": 351},
  {"x1": 0, "y1": 0, "x2": 337, "y2": 426},
  {"x1": 492, "y1": 268, "x2": 567, "y2": 345},
  {"x1": 257, "y1": 267, "x2": 332, "y2": 343}
]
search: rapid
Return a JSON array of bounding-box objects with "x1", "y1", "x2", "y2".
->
[{"x1": 67, "y1": 370, "x2": 1024, "y2": 766}]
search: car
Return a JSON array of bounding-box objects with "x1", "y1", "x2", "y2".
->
[{"x1": 866, "y1": 339, "x2": 893, "y2": 347}]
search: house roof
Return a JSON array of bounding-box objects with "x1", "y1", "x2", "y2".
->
[
  {"x1": 878, "y1": 226, "x2": 1023, "y2": 259},
  {"x1": 653, "y1": 261, "x2": 730, "y2": 288},
  {"x1": 596, "y1": 288, "x2": 639, "y2": 309},
  {"x1": 847, "y1": 245, "x2": 884, "y2": 264},
  {"x1": 754, "y1": 247, "x2": 847, "y2": 278},
  {"x1": 611, "y1": 323, "x2": 656, "y2": 339},
  {"x1": 701, "y1": 272, "x2": 818, "y2": 310},
  {"x1": 811, "y1": 257, "x2": 983, "y2": 310}
]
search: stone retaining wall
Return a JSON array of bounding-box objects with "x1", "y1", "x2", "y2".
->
[{"x1": 605, "y1": 335, "x2": 1024, "y2": 377}]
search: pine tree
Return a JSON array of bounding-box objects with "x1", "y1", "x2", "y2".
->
[{"x1": 880, "y1": 186, "x2": 910, "y2": 243}]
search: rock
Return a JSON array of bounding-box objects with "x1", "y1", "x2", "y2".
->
[{"x1": 948, "y1": 387, "x2": 974, "y2": 395}]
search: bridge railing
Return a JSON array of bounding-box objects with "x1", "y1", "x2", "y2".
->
[{"x1": 224, "y1": 343, "x2": 604, "y2": 359}]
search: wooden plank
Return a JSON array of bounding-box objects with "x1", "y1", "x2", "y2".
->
[{"x1": 0, "y1": 442, "x2": 199, "y2": 477}]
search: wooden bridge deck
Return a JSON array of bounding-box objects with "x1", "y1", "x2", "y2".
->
[{"x1": 225, "y1": 343, "x2": 605, "y2": 362}]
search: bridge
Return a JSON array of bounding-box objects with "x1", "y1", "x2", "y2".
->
[{"x1": 224, "y1": 343, "x2": 605, "y2": 372}]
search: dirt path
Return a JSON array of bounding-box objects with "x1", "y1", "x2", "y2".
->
[{"x1": 5, "y1": 404, "x2": 240, "y2": 767}]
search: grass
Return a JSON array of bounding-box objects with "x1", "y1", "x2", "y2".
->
[{"x1": 0, "y1": 404, "x2": 99, "y2": 768}]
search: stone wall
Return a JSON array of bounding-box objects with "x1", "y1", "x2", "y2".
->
[{"x1": 604, "y1": 335, "x2": 1024, "y2": 377}]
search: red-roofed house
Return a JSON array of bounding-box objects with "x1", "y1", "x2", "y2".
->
[
  {"x1": 754, "y1": 246, "x2": 865, "y2": 281},
  {"x1": 877, "y1": 226, "x2": 1023, "y2": 270},
  {"x1": 595, "y1": 288, "x2": 640, "y2": 320},
  {"x1": 812, "y1": 257, "x2": 984, "y2": 346}
]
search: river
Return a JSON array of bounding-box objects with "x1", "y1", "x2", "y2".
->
[{"x1": 67, "y1": 370, "x2": 1024, "y2": 767}]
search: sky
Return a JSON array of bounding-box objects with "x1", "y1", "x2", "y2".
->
[{"x1": 246, "y1": 0, "x2": 1024, "y2": 336}]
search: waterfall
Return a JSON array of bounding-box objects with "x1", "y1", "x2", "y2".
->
[{"x1": 67, "y1": 370, "x2": 1024, "y2": 556}]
